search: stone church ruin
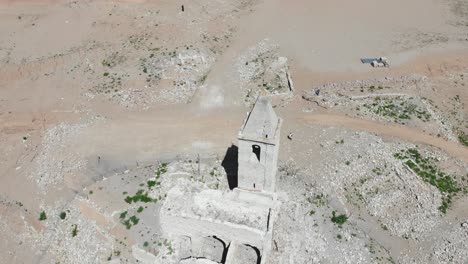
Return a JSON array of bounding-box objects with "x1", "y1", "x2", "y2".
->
[
  {"x1": 238, "y1": 97, "x2": 282, "y2": 192},
  {"x1": 160, "y1": 97, "x2": 282, "y2": 264}
]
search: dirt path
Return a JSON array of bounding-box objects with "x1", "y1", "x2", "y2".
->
[
  {"x1": 69, "y1": 106, "x2": 467, "y2": 166},
  {"x1": 70, "y1": 107, "x2": 245, "y2": 166},
  {"x1": 297, "y1": 113, "x2": 468, "y2": 163}
]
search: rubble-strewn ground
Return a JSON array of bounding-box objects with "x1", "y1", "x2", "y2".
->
[
  {"x1": 0, "y1": 0, "x2": 468, "y2": 263},
  {"x1": 270, "y1": 126, "x2": 467, "y2": 263}
]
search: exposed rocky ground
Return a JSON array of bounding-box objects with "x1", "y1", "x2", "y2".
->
[
  {"x1": 236, "y1": 39, "x2": 293, "y2": 104},
  {"x1": 1, "y1": 0, "x2": 468, "y2": 263},
  {"x1": 303, "y1": 72, "x2": 468, "y2": 145},
  {"x1": 271, "y1": 126, "x2": 467, "y2": 263}
]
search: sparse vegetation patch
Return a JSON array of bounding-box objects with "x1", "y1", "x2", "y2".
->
[
  {"x1": 124, "y1": 189, "x2": 155, "y2": 204},
  {"x1": 155, "y1": 163, "x2": 168, "y2": 178},
  {"x1": 394, "y1": 148, "x2": 461, "y2": 213},
  {"x1": 120, "y1": 213, "x2": 140, "y2": 230},
  {"x1": 362, "y1": 96, "x2": 431, "y2": 123},
  {"x1": 92, "y1": 72, "x2": 128, "y2": 94},
  {"x1": 307, "y1": 193, "x2": 327, "y2": 208},
  {"x1": 457, "y1": 130, "x2": 468, "y2": 146},
  {"x1": 101, "y1": 52, "x2": 126, "y2": 68},
  {"x1": 118, "y1": 163, "x2": 168, "y2": 230}
]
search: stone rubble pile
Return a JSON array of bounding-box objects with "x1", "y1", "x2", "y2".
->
[
  {"x1": 112, "y1": 88, "x2": 160, "y2": 109},
  {"x1": 34, "y1": 123, "x2": 88, "y2": 191},
  {"x1": 270, "y1": 161, "x2": 377, "y2": 264},
  {"x1": 430, "y1": 220, "x2": 468, "y2": 263},
  {"x1": 236, "y1": 39, "x2": 292, "y2": 104},
  {"x1": 143, "y1": 49, "x2": 215, "y2": 104},
  {"x1": 316, "y1": 129, "x2": 443, "y2": 239},
  {"x1": 268, "y1": 125, "x2": 467, "y2": 263}
]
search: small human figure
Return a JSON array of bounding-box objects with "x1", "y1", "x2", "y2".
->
[
  {"x1": 181, "y1": 5, "x2": 184, "y2": 12},
  {"x1": 287, "y1": 133, "x2": 293, "y2": 140}
]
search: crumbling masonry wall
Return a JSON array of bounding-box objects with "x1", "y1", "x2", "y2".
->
[{"x1": 237, "y1": 137, "x2": 280, "y2": 192}]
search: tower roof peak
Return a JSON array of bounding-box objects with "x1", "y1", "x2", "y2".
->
[{"x1": 239, "y1": 97, "x2": 280, "y2": 143}]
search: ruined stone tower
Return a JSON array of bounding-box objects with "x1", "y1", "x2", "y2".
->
[
  {"x1": 160, "y1": 96, "x2": 282, "y2": 264},
  {"x1": 238, "y1": 97, "x2": 282, "y2": 192}
]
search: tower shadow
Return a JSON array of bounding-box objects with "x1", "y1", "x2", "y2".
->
[{"x1": 221, "y1": 144, "x2": 238, "y2": 190}]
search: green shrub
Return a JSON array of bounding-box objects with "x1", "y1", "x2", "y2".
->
[
  {"x1": 331, "y1": 211, "x2": 348, "y2": 226},
  {"x1": 59, "y1": 212, "x2": 66, "y2": 220},
  {"x1": 129, "y1": 215, "x2": 139, "y2": 225},
  {"x1": 124, "y1": 190, "x2": 155, "y2": 204},
  {"x1": 119, "y1": 211, "x2": 128, "y2": 219},
  {"x1": 147, "y1": 180, "x2": 157, "y2": 188},
  {"x1": 39, "y1": 211, "x2": 47, "y2": 221},
  {"x1": 72, "y1": 225, "x2": 78, "y2": 237}
]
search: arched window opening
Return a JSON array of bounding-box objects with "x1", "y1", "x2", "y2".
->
[{"x1": 252, "y1": 145, "x2": 261, "y2": 162}]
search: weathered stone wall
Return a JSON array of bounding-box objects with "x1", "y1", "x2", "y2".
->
[
  {"x1": 238, "y1": 139, "x2": 269, "y2": 191},
  {"x1": 237, "y1": 134, "x2": 280, "y2": 192},
  {"x1": 160, "y1": 180, "x2": 274, "y2": 248},
  {"x1": 225, "y1": 241, "x2": 260, "y2": 264}
]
